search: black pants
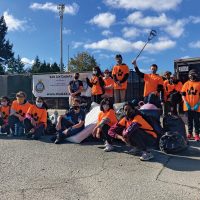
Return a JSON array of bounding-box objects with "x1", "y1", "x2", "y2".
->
[
  {"x1": 187, "y1": 111, "x2": 200, "y2": 135},
  {"x1": 0, "y1": 117, "x2": 10, "y2": 133},
  {"x1": 24, "y1": 118, "x2": 45, "y2": 139},
  {"x1": 163, "y1": 101, "x2": 171, "y2": 116},
  {"x1": 101, "y1": 124, "x2": 113, "y2": 144},
  {"x1": 8, "y1": 115, "x2": 23, "y2": 131},
  {"x1": 128, "y1": 129, "x2": 156, "y2": 151},
  {"x1": 92, "y1": 95, "x2": 102, "y2": 104}
]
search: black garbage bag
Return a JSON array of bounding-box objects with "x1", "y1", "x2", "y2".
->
[
  {"x1": 163, "y1": 114, "x2": 187, "y2": 140},
  {"x1": 159, "y1": 131, "x2": 188, "y2": 154}
]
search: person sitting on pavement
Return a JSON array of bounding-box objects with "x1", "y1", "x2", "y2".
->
[
  {"x1": 108, "y1": 102, "x2": 158, "y2": 161},
  {"x1": 92, "y1": 98, "x2": 118, "y2": 152},
  {"x1": 0, "y1": 96, "x2": 11, "y2": 134},
  {"x1": 24, "y1": 97, "x2": 47, "y2": 140},
  {"x1": 52, "y1": 99, "x2": 86, "y2": 144},
  {"x1": 68, "y1": 73, "x2": 83, "y2": 107},
  {"x1": 8, "y1": 91, "x2": 32, "y2": 135}
]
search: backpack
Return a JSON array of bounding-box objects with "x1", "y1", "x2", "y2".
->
[{"x1": 159, "y1": 131, "x2": 188, "y2": 154}]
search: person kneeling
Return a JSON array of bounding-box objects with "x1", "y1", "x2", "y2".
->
[
  {"x1": 53, "y1": 99, "x2": 85, "y2": 144},
  {"x1": 24, "y1": 97, "x2": 47, "y2": 140},
  {"x1": 92, "y1": 98, "x2": 118, "y2": 152}
]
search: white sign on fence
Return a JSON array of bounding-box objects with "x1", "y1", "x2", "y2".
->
[{"x1": 32, "y1": 73, "x2": 92, "y2": 97}]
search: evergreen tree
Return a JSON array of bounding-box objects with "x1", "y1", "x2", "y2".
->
[
  {"x1": 0, "y1": 16, "x2": 14, "y2": 73},
  {"x1": 7, "y1": 55, "x2": 25, "y2": 74},
  {"x1": 68, "y1": 51, "x2": 99, "y2": 72},
  {"x1": 39, "y1": 61, "x2": 51, "y2": 73},
  {"x1": 31, "y1": 56, "x2": 41, "y2": 73},
  {"x1": 50, "y1": 62, "x2": 60, "y2": 72}
]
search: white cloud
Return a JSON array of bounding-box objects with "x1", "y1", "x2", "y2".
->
[
  {"x1": 189, "y1": 16, "x2": 200, "y2": 24},
  {"x1": 104, "y1": 0, "x2": 182, "y2": 11},
  {"x1": 21, "y1": 57, "x2": 34, "y2": 65},
  {"x1": 102, "y1": 30, "x2": 113, "y2": 36},
  {"x1": 63, "y1": 28, "x2": 72, "y2": 35},
  {"x1": 30, "y1": 2, "x2": 79, "y2": 15},
  {"x1": 180, "y1": 55, "x2": 190, "y2": 59},
  {"x1": 89, "y1": 12, "x2": 116, "y2": 28},
  {"x1": 3, "y1": 11, "x2": 26, "y2": 31},
  {"x1": 122, "y1": 27, "x2": 140, "y2": 38},
  {"x1": 189, "y1": 41, "x2": 200, "y2": 48},
  {"x1": 164, "y1": 19, "x2": 186, "y2": 38},
  {"x1": 72, "y1": 42, "x2": 84, "y2": 49},
  {"x1": 84, "y1": 37, "x2": 176, "y2": 53},
  {"x1": 127, "y1": 12, "x2": 170, "y2": 27},
  {"x1": 126, "y1": 12, "x2": 188, "y2": 38}
]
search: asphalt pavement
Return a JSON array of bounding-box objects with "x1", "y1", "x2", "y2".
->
[{"x1": 0, "y1": 133, "x2": 200, "y2": 200}]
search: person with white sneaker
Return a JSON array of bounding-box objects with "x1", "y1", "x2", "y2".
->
[
  {"x1": 92, "y1": 98, "x2": 118, "y2": 152},
  {"x1": 108, "y1": 102, "x2": 158, "y2": 161}
]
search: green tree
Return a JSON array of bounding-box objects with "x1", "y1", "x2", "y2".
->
[
  {"x1": 0, "y1": 15, "x2": 14, "y2": 74},
  {"x1": 31, "y1": 56, "x2": 41, "y2": 73},
  {"x1": 50, "y1": 62, "x2": 60, "y2": 72},
  {"x1": 38, "y1": 61, "x2": 51, "y2": 73},
  {"x1": 7, "y1": 55, "x2": 25, "y2": 74},
  {"x1": 68, "y1": 51, "x2": 98, "y2": 72}
]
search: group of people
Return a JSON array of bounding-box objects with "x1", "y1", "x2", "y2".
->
[{"x1": 0, "y1": 54, "x2": 200, "y2": 161}]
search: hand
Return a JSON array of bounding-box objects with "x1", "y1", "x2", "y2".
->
[
  {"x1": 193, "y1": 103, "x2": 200, "y2": 111},
  {"x1": 185, "y1": 102, "x2": 191, "y2": 110},
  {"x1": 71, "y1": 93, "x2": 76, "y2": 98},
  {"x1": 18, "y1": 115, "x2": 24, "y2": 122},
  {"x1": 96, "y1": 129, "x2": 101, "y2": 139},
  {"x1": 56, "y1": 122, "x2": 61, "y2": 131},
  {"x1": 117, "y1": 81, "x2": 121, "y2": 86},
  {"x1": 31, "y1": 118, "x2": 36, "y2": 126},
  {"x1": 92, "y1": 127, "x2": 97, "y2": 137},
  {"x1": 132, "y1": 59, "x2": 137, "y2": 67}
]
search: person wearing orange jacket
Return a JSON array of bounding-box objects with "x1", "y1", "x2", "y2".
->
[
  {"x1": 0, "y1": 96, "x2": 11, "y2": 134},
  {"x1": 112, "y1": 54, "x2": 129, "y2": 103},
  {"x1": 102, "y1": 69, "x2": 114, "y2": 102},
  {"x1": 182, "y1": 69, "x2": 200, "y2": 141},
  {"x1": 92, "y1": 98, "x2": 118, "y2": 152},
  {"x1": 86, "y1": 66, "x2": 105, "y2": 104},
  {"x1": 108, "y1": 102, "x2": 158, "y2": 161},
  {"x1": 8, "y1": 91, "x2": 32, "y2": 135},
  {"x1": 132, "y1": 60, "x2": 164, "y2": 109},
  {"x1": 24, "y1": 97, "x2": 47, "y2": 140}
]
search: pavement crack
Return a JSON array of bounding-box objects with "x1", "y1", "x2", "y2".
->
[{"x1": 156, "y1": 155, "x2": 171, "y2": 181}]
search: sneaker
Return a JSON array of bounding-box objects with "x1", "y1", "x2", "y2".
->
[
  {"x1": 127, "y1": 147, "x2": 141, "y2": 155},
  {"x1": 54, "y1": 138, "x2": 60, "y2": 144},
  {"x1": 194, "y1": 135, "x2": 200, "y2": 142},
  {"x1": 140, "y1": 152, "x2": 154, "y2": 161},
  {"x1": 187, "y1": 133, "x2": 194, "y2": 140},
  {"x1": 104, "y1": 144, "x2": 114, "y2": 152}
]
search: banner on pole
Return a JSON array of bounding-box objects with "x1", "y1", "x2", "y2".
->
[{"x1": 32, "y1": 73, "x2": 92, "y2": 97}]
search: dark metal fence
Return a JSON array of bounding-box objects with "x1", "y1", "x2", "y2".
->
[{"x1": 0, "y1": 71, "x2": 144, "y2": 109}]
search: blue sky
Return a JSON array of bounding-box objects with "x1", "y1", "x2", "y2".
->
[{"x1": 1, "y1": 0, "x2": 200, "y2": 73}]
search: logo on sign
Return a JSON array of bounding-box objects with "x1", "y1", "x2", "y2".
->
[
  {"x1": 179, "y1": 66, "x2": 189, "y2": 72},
  {"x1": 35, "y1": 80, "x2": 45, "y2": 93}
]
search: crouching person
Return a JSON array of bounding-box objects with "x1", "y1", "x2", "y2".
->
[
  {"x1": 92, "y1": 98, "x2": 118, "y2": 152},
  {"x1": 24, "y1": 97, "x2": 47, "y2": 140},
  {"x1": 109, "y1": 102, "x2": 158, "y2": 161},
  {"x1": 8, "y1": 91, "x2": 32, "y2": 135},
  {"x1": 0, "y1": 96, "x2": 11, "y2": 134},
  {"x1": 52, "y1": 99, "x2": 85, "y2": 144}
]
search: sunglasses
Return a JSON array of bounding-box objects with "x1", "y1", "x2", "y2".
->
[{"x1": 73, "y1": 106, "x2": 80, "y2": 110}]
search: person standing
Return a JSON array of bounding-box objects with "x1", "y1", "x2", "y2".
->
[
  {"x1": 68, "y1": 73, "x2": 83, "y2": 107},
  {"x1": 102, "y1": 69, "x2": 114, "y2": 102},
  {"x1": 132, "y1": 60, "x2": 164, "y2": 108},
  {"x1": 86, "y1": 67, "x2": 105, "y2": 104},
  {"x1": 112, "y1": 54, "x2": 129, "y2": 103},
  {"x1": 181, "y1": 69, "x2": 200, "y2": 141}
]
